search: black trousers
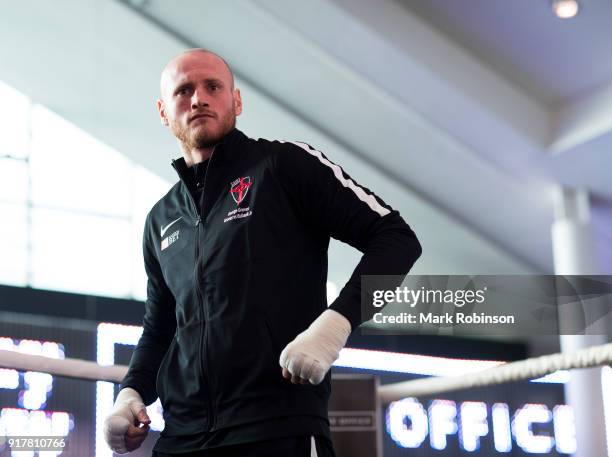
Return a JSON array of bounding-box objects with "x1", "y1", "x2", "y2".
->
[{"x1": 152, "y1": 434, "x2": 335, "y2": 457}]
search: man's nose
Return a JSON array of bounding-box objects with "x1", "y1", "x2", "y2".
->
[{"x1": 191, "y1": 87, "x2": 209, "y2": 108}]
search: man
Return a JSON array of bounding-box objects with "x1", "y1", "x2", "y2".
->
[{"x1": 104, "y1": 49, "x2": 421, "y2": 456}]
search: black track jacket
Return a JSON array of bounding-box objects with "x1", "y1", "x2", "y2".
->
[{"x1": 121, "y1": 128, "x2": 421, "y2": 439}]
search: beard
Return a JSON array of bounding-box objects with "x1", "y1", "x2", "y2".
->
[{"x1": 171, "y1": 109, "x2": 236, "y2": 150}]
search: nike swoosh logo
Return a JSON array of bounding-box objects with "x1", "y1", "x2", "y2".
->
[{"x1": 160, "y1": 217, "x2": 182, "y2": 237}]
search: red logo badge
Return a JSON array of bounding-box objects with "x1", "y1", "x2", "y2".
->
[{"x1": 230, "y1": 177, "x2": 252, "y2": 205}]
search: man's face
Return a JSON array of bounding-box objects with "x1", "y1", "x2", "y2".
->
[{"x1": 158, "y1": 51, "x2": 242, "y2": 150}]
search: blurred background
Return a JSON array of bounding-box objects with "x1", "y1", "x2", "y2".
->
[{"x1": 1, "y1": 0, "x2": 611, "y2": 455}]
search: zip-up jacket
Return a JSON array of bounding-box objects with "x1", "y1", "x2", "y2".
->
[{"x1": 121, "y1": 128, "x2": 422, "y2": 440}]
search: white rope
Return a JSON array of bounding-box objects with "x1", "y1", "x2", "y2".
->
[
  {"x1": 378, "y1": 343, "x2": 612, "y2": 403},
  {"x1": 3, "y1": 343, "x2": 612, "y2": 404},
  {"x1": 0, "y1": 349, "x2": 127, "y2": 383}
]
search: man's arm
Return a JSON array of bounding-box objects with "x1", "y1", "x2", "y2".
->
[
  {"x1": 276, "y1": 141, "x2": 422, "y2": 329},
  {"x1": 275, "y1": 141, "x2": 421, "y2": 384},
  {"x1": 120, "y1": 212, "x2": 177, "y2": 404},
  {"x1": 104, "y1": 213, "x2": 176, "y2": 453}
]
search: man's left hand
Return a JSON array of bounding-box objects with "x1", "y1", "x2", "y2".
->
[{"x1": 279, "y1": 309, "x2": 351, "y2": 385}]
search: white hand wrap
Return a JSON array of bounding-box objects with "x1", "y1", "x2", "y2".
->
[
  {"x1": 280, "y1": 309, "x2": 351, "y2": 385},
  {"x1": 103, "y1": 387, "x2": 146, "y2": 454}
]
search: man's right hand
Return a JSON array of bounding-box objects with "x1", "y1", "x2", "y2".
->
[{"x1": 103, "y1": 387, "x2": 151, "y2": 454}]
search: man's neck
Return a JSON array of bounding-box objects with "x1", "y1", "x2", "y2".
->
[{"x1": 181, "y1": 144, "x2": 214, "y2": 166}]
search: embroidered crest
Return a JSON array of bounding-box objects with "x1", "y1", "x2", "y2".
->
[{"x1": 230, "y1": 177, "x2": 252, "y2": 205}]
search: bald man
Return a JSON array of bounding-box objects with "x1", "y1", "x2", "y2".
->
[{"x1": 103, "y1": 49, "x2": 421, "y2": 456}]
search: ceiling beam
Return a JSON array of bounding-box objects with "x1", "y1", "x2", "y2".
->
[{"x1": 549, "y1": 81, "x2": 612, "y2": 154}]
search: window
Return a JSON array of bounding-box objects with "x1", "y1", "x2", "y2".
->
[{"x1": 0, "y1": 80, "x2": 171, "y2": 299}]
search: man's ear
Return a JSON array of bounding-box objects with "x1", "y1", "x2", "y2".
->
[
  {"x1": 233, "y1": 89, "x2": 243, "y2": 116},
  {"x1": 157, "y1": 99, "x2": 169, "y2": 126}
]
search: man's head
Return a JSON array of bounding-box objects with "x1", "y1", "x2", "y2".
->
[{"x1": 157, "y1": 49, "x2": 242, "y2": 154}]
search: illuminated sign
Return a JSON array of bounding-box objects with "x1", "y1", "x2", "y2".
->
[
  {"x1": 0, "y1": 337, "x2": 74, "y2": 457},
  {"x1": 386, "y1": 398, "x2": 576, "y2": 454}
]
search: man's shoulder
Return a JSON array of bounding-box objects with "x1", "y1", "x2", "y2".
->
[
  {"x1": 249, "y1": 135, "x2": 318, "y2": 164},
  {"x1": 252, "y1": 135, "x2": 312, "y2": 150},
  {"x1": 145, "y1": 181, "x2": 183, "y2": 223}
]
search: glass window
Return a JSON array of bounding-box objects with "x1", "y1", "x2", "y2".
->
[
  {"x1": 29, "y1": 208, "x2": 132, "y2": 298},
  {"x1": 0, "y1": 81, "x2": 30, "y2": 159},
  {"x1": 0, "y1": 80, "x2": 172, "y2": 301},
  {"x1": 30, "y1": 105, "x2": 131, "y2": 217},
  {"x1": 0, "y1": 158, "x2": 28, "y2": 204},
  {"x1": 0, "y1": 202, "x2": 28, "y2": 286}
]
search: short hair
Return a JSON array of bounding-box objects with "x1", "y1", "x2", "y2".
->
[{"x1": 177, "y1": 48, "x2": 235, "y2": 87}]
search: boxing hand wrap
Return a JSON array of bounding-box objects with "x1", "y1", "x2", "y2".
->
[
  {"x1": 280, "y1": 309, "x2": 351, "y2": 385},
  {"x1": 103, "y1": 387, "x2": 150, "y2": 454}
]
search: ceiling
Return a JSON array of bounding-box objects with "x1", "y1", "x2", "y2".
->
[
  {"x1": 1, "y1": 0, "x2": 611, "y2": 339},
  {"x1": 243, "y1": 0, "x2": 612, "y2": 270},
  {"x1": 400, "y1": 0, "x2": 612, "y2": 106}
]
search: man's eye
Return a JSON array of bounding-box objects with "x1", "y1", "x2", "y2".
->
[
  {"x1": 177, "y1": 88, "x2": 191, "y2": 96},
  {"x1": 209, "y1": 84, "x2": 220, "y2": 91}
]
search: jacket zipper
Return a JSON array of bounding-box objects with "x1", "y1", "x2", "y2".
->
[
  {"x1": 188, "y1": 154, "x2": 217, "y2": 432},
  {"x1": 193, "y1": 214, "x2": 212, "y2": 432},
  {"x1": 172, "y1": 150, "x2": 218, "y2": 431}
]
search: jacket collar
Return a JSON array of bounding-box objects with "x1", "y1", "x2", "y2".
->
[{"x1": 171, "y1": 128, "x2": 247, "y2": 181}]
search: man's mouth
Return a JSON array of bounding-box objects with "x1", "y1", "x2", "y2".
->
[{"x1": 190, "y1": 113, "x2": 215, "y2": 123}]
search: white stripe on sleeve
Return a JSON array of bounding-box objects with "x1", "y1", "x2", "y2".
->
[
  {"x1": 311, "y1": 436, "x2": 319, "y2": 457},
  {"x1": 290, "y1": 141, "x2": 391, "y2": 217}
]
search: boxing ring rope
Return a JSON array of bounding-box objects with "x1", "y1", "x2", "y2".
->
[
  {"x1": 378, "y1": 342, "x2": 612, "y2": 403},
  {"x1": 0, "y1": 349, "x2": 126, "y2": 383},
  {"x1": 1, "y1": 343, "x2": 611, "y2": 402}
]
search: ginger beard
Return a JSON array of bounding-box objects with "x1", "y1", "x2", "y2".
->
[{"x1": 170, "y1": 107, "x2": 237, "y2": 150}]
